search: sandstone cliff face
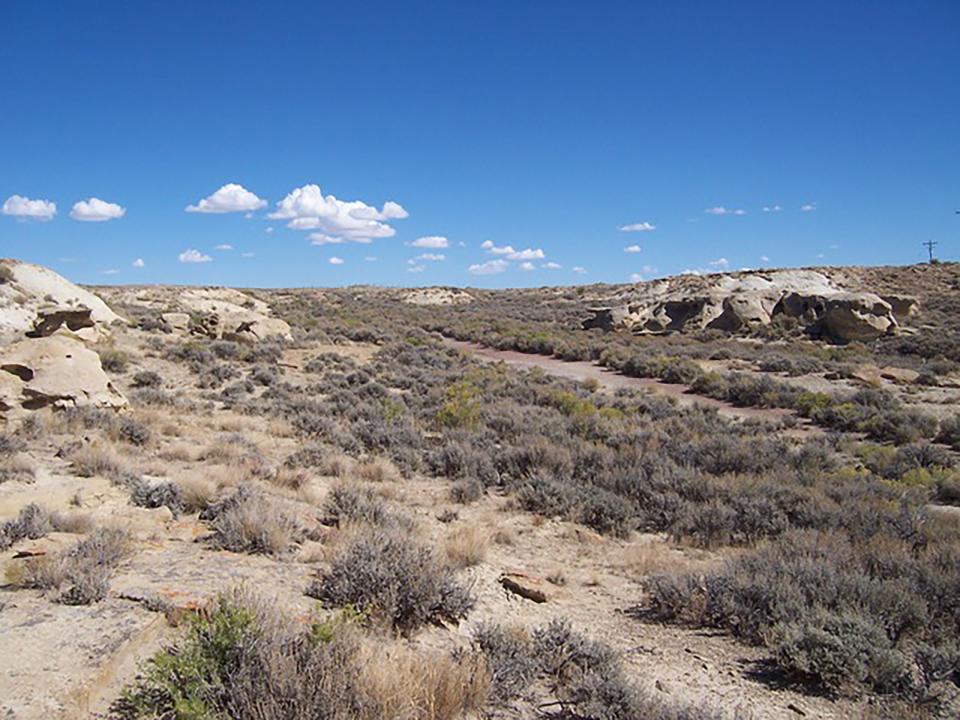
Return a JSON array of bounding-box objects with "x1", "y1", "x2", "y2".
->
[{"x1": 582, "y1": 269, "x2": 918, "y2": 343}]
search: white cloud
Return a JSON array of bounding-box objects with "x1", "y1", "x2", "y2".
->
[
  {"x1": 619, "y1": 221, "x2": 655, "y2": 232},
  {"x1": 411, "y1": 235, "x2": 448, "y2": 249},
  {"x1": 328, "y1": 256, "x2": 345, "y2": 265},
  {"x1": 179, "y1": 249, "x2": 212, "y2": 263},
  {"x1": 681, "y1": 269, "x2": 702, "y2": 276},
  {"x1": 762, "y1": 205, "x2": 782, "y2": 213},
  {"x1": 573, "y1": 266, "x2": 586, "y2": 274},
  {"x1": 801, "y1": 203, "x2": 816, "y2": 212},
  {"x1": 415, "y1": 253, "x2": 444, "y2": 261},
  {"x1": 519, "y1": 262, "x2": 536, "y2": 271},
  {"x1": 407, "y1": 264, "x2": 425, "y2": 273},
  {"x1": 102, "y1": 269, "x2": 119, "y2": 275},
  {"x1": 482, "y1": 241, "x2": 545, "y2": 261},
  {"x1": 215, "y1": 244, "x2": 234, "y2": 250},
  {"x1": 624, "y1": 245, "x2": 642, "y2": 253},
  {"x1": 468, "y1": 259, "x2": 509, "y2": 275},
  {"x1": 132, "y1": 258, "x2": 145, "y2": 268},
  {"x1": 310, "y1": 233, "x2": 344, "y2": 245},
  {"x1": 704, "y1": 206, "x2": 746, "y2": 216},
  {"x1": 709, "y1": 257, "x2": 730, "y2": 268},
  {"x1": 760, "y1": 255, "x2": 770, "y2": 263},
  {"x1": 2, "y1": 194, "x2": 56, "y2": 221},
  {"x1": 70, "y1": 197, "x2": 125, "y2": 222},
  {"x1": 186, "y1": 183, "x2": 267, "y2": 214},
  {"x1": 241, "y1": 252, "x2": 255, "y2": 258},
  {"x1": 542, "y1": 262, "x2": 562, "y2": 270},
  {"x1": 268, "y1": 184, "x2": 407, "y2": 242},
  {"x1": 629, "y1": 273, "x2": 644, "y2": 282},
  {"x1": 265, "y1": 226, "x2": 274, "y2": 234}
]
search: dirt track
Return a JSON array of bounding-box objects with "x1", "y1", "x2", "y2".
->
[{"x1": 442, "y1": 338, "x2": 796, "y2": 423}]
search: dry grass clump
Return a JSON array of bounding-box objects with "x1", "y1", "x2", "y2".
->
[
  {"x1": 7, "y1": 526, "x2": 131, "y2": 605},
  {"x1": 111, "y1": 589, "x2": 489, "y2": 720},
  {"x1": 269, "y1": 466, "x2": 310, "y2": 491},
  {"x1": 205, "y1": 486, "x2": 302, "y2": 555},
  {"x1": 175, "y1": 475, "x2": 218, "y2": 513},
  {"x1": 620, "y1": 539, "x2": 698, "y2": 579},
  {"x1": 0, "y1": 451, "x2": 36, "y2": 483},
  {"x1": 69, "y1": 440, "x2": 130, "y2": 480},
  {"x1": 356, "y1": 456, "x2": 401, "y2": 483},
  {"x1": 158, "y1": 442, "x2": 196, "y2": 462},
  {"x1": 443, "y1": 523, "x2": 490, "y2": 569}
]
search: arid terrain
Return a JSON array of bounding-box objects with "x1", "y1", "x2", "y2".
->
[{"x1": 1, "y1": 258, "x2": 959, "y2": 720}]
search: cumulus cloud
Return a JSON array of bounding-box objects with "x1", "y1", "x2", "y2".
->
[
  {"x1": 542, "y1": 262, "x2": 562, "y2": 270},
  {"x1": 328, "y1": 256, "x2": 345, "y2": 265},
  {"x1": 629, "y1": 273, "x2": 644, "y2": 282},
  {"x1": 2, "y1": 194, "x2": 57, "y2": 221},
  {"x1": 468, "y1": 259, "x2": 509, "y2": 275},
  {"x1": 310, "y1": 233, "x2": 344, "y2": 245},
  {"x1": 265, "y1": 226, "x2": 274, "y2": 234},
  {"x1": 415, "y1": 253, "x2": 444, "y2": 261},
  {"x1": 624, "y1": 245, "x2": 641, "y2": 253},
  {"x1": 519, "y1": 262, "x2": 536, "y2": 271},
  {"x1": 681, "y1": 269, "x2": 702, "y2": 276},
  {"x1": 179, "y1": 249, "x2": 212, "y2": 263},
  {"x1": 760, "y1": 255, "x2": 770, "y2": 263},
  {"x1": 481, "y1": 241, "x2": 545, "y2": 261},
  {"x1": 619, "y1": 221, "x2": 655, "y2": 232},
  {"x1": 704, "y1": 206, "x2": 746, "y2": 216},
  {"x1": 132, "y1": 258, "x2": 145, "y2": 268},
  {"x1": 268, "y1": 184, "x2": 407, "y2": 242},
  {"x1": 186, "y1": 183, "x2": 267, "y2": 214},
  {"x1": 573, "y1": 266, "x2": 586, "y2": 274},
  {"x1": 411, "y1": 235, "x2": 448, "y2": 249},
  {"x1": 215, "y1": 244, "x2": 234, "y2": 250},
  {"x1": 407, "y1": 264, "x2": 425, "y2": 273},
  {"x1": 801, "y1": 203, "x2": 816, "y2": 212},
  {"x1": 709, "y1": 257, "x2": 730, "y2": 268},
  {"x1": 762, "y1": 205, "x2": 782, "y2": 213},
  {"x1": 70, "y1": 197, "x2": 125, "y2": 222}
]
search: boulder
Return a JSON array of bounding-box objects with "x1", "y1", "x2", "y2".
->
[
  {"x1": 881, "y1": 294, "x2": 919, "y2": 322},
  {"x1": 178, "y1": 288, "x2": 293, "y2": 342},
  {"x1": 582, "y1": 306, "x2": 632, "y2": 331},
  {"x1": 880, "y1": 366, "x2": 920, "y2": 385},
  {"x1": 707, "y1": 294, "x2": 775, "y2": 332},
  {"x1": 161, "y1": 312, "x2": 191, "y2": 332},
  {"x1": 26, "y1": 306, "x2": 97, "y2": 339},
  {"x1": 818, "y1": 292, "x2": 898, "y2": 343},
  {"x1": 499, "y1": 571, "x2": 553, "y2": 603},
  {"x1": 0, "y1": 335, "x2": 126, "y2": 414}
]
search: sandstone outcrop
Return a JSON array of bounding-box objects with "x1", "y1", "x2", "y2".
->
[
  {"x1": 0, "y1": 259, "x2": 122, "y2": 341},
  {"x1": 582, "y1": 269, "x2": 905, "y2": 344},
  {"x1": 172, "y1": 288, "x2": 292, "y2": 342},
  {"x1": 0, "y1": 335, "x2": 126, "y2": 414}
]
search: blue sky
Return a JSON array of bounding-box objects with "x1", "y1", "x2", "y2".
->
[{"x1": 1, "y1": 1, "x2": 958, "y2": 288}]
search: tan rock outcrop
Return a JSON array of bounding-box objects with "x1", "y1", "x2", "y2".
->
[{"x1": 0, "y1": 335, "x2": 126, "y2": 413}]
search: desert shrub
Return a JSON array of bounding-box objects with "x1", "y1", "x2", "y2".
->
[
  {"x1": 307, "y1": 525, "x2": 474, "y2": 633},
  {"x1": 69, "y1": 441, "x2": 127, "y2": 480},
  {"x1": 321, "y1": 484, "x2": 397, "y2": 528},
  {"x1": 206, "y1": 487, "x2": 301, "y2": 555},
  {"x1": 197, "y1": 362, "x2": 238, "y2": 389},
  {"x1": 98, "y1": 347, "x2": 130, "y2": 373},
  {"x1": 210, "y1": 339, "x2": 240, "y2": 360},
  {"x1": 131, "y1": 369, "x2": 162, "y2": 388},
  {"x1": 0, "y1": 503, "x2": 52, "y2": 550},
  {"x1": 15, "y1": 527, "x2": 130, "y2": 605},
  {"x1": 128, "y1": 478, "x2": 184, "y2": 516},
  {"x1": 644, "y1": 530, "x2": 960, "y2": 700},
  {"x1": 450, "y1": 478, "x2": 483, "y2": 504},
  {"x1": 111, "y1": 590, "x2": 489, "y2": 720},
  {"x1": 118, "y1": 417, "x2": 152, "y2": 446},
  {"x1": 249, "y1": 364, "x2": 279, "y2": 386},
  {"x1": 0, "y1": 264, "x2": 15, "y2": 284},
  {"x1": 129, "y1": 387, "x2": 176, "y2": 407},
  {"x1": 937, "y1": 415, "x2": 960, "y2": 450},
  {"x1": 166, "y1": 340, "x2": 214, "y2": 369},
  {"x1": 476, "y1": 619, "x2": 719, "y2": 719}
]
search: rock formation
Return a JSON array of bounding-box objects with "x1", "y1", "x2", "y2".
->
[
  {"x1": 0, "y1": 259, "x2": 123, "y2": 342},
  {"x1": 0, "y1": 335, "x2": 126, "y2": 414},
  {"x1": 582, "y1": 269, "x2": 914, "y2": 344}
]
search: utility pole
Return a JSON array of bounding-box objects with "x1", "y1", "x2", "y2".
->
[{"x1": 923, "y1": 239, "x2": 938, "y2": 263}]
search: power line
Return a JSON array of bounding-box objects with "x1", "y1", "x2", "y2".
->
[{"x1": 923, "y1": 239, "x2": 938, "y2": 262}]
